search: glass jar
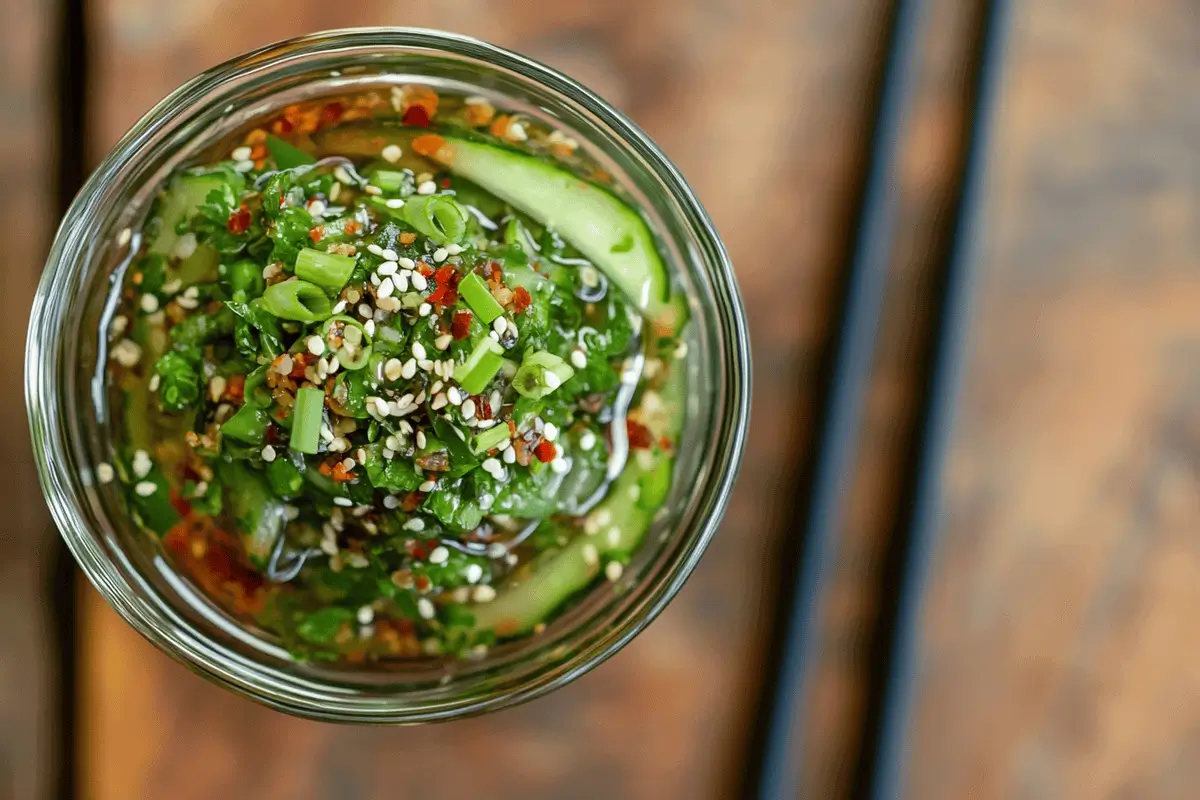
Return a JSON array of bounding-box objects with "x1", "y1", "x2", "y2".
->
[{"x1": 26, "y1": 28, "x2": 750, "y2": 722}]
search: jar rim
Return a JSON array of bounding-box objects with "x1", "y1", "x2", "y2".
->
[{"x1": 27, "y1": 27, "x2": 751, "y2": 721}]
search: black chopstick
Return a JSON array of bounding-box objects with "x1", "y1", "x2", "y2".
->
[
  {"x1": 738, "y1": 1, "x2": 930, "y2": 797},
  {"x1": 856, "y1": 2, "x2": 1012, "y2": 798}
]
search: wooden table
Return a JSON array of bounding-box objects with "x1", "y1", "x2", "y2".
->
[{"x1": 4, "y1": 0, "x2": 1197, "y2": 798}]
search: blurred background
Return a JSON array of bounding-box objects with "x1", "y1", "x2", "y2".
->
[{"x1": 4, "y1": 0, "x2": 1198, "y2": 798}]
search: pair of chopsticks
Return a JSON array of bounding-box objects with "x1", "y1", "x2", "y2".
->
[{"x1": 740, "y1": 1, "x2": 1011, "y2": 798}]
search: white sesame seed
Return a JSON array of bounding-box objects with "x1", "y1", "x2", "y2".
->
[
  {"x1": 367, "y1": 244, "x2": 384, "y2": 257},
  {"x1": 488, "y1": 331, "x2": 500, "y2": 341},
  {"x1": 570, "y1": 349, "x2": 587, "y2": 369},
  {"x1": 446, "y1": 386, "x2": 462, "y2": 405},
  {"x1": 472, "y1": 585, "x2": 497, "y2": 603},
  {"x1": 231, "y1": 145, "x2": 252, "y2": 161},
  {"x1": 462, "y1": 400, "x2": 476, "y2": 420},
  {"x1": 411, "y1": 272, "x2": 428, "y2": 292},
  {"x1": 134, "y1": 481, "x2": 157, "y2": 497},
  {"x1": 445, "y1": 243, "x2": 463, "y2": 255},
  {"x1": 581, "y1": 266, "x2": 601, "y2": 288},
  {"x1": 399, "y1": 420, "x2": 413, "y2": 434},
  {"x1": 234, "y1": 159, "x2": 255, "y2": 173},
  {"x1": 377, "y1": 262, "x2": 397, "y2": 278},
  {"x1": 607, "y1": 527, "x2": 622, "y2": 547},
  {"x1": 307, "y1": 199, "x2": 326, "y2": 218},
  {"x1": 544, "y1": 370, "x2": 562, "y2": 389},
  {"x1": 357, "y1": 303, "x2": 373, "y2": 318},
  {"x1": 116, "y1": 228, "x2": 132, "y2": 248},
  {"x1": 481, "y1": 457, "x2": 503, "y2": 478},
  {"x1": 543, "y1": 423, "x2": 559, "y2": 442},
  {"x1": 404, "y1": 517, "x2": 426, "y2": 531},
  {"x1": 95, "y1": 462, "x2": 115, "y2": 484},
  {"x1": 401, "y1": 359, "x2": 417, "y2": 380},
  {"x1": 284, "y1": 504, "x2": 300, "y2": 521},
  {"x1": 550, "y1": 458, "x2": 569, "y2": 474},
  {"x1": 675, "y1": 341, "x2": 689, "y2": 359},
  {"x1": 393, "y1": 271, "x2": 409, "y2": 292},
  {"x1": 496, "y1": 437, "x2": 512, "y2": 452},
  {"x1": 398, "y1": 257, "x2": 416, "y2": 269},
  {"x1": 429, "y1": 546, "x2": 449, "y2": 565},
  {"x1": 307, "y1": 335, "x2": 326, "y2": 356},
  {"x1": 582, "y1": 543, "x2": 599, "y2": 567},
  {"x1": 418, "y1": 303, "x2": 432, "y2": 317},
  {"x1": 433, "y1": 248, "x2": 448, "y2": 263},
  {"x1": 160, "y1": 278, "x2": 182, "y2": 296},
  {"x1": 376, "y1": 296, "x2": 402, "y2": 312},
  {"x1": 418, "y1": 358, "x2": 434, "y2": 372},
  {"x1": 605, "y1": 561, "x2": 624, "y2": 581},
  {"x1": 417, "y1": 597, "x2": 436, "y2": 619},
  {"x1": 364, "y1": 319, "x2": 375, "y2": 337},
  {"x1": 377, "y1": 277, "x2": 395, "y2": 298},
  {"x1": 381, "y1": 144, "x2": 403, "y2": 163},
  {"x1": 383, "y1": 358, "x2": 402, "y2": 382},
  {"x1": 431, "y1": 393, "x2": 448, "y2": 411},
  {"x1": 465, "y1": 563, "x2": 483, "y2": 583},
  {"x1": 131, "y1": 449, "x2": 152, "y2": 479},
  {"x1": 417, "y1": 180, "x2": 437, "y2": 195},
  {"x1": 208, "y1": 375, "x2": 227, "y2": 403},
  {"x1": 579, "y1": 430, "x2": 597, "y2": 451},
  {"x1": 502, "y1": 447, "x2": 516, "y2": 464},
  {"x1": 381, "y1": 248, "x2": 399, "y2": 262},
  {"x1": 357, "y1": 605, "x2": 376, "y2": 625},
  {"x1": 140, "y1": 294, "x2": 159, "y2": 313},
  {"x1": 363, "y1": 184, "x2": 383, "y2": 196},
  {"x1": 175, "y1": 296, "x2": 199, "y2": 310},
  {"x1": 383, "y1": 495, "x2": 399, "y2": 509},
  {"x1": 330, "y1": 182, "x2": 343, "y2": 202},
  {"x1": 333, "y1": 497, "x2": 353, "y2": 507},
  {"x1": 261, "y1": 444, "x2": 277, "y2": 462},
  {"x1": 420, "y1": 479, "x2": 437, "y2": 493}
]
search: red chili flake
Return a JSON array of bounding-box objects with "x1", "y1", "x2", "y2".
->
[
  {"x1": 417, "y1": 262, "x2": 435, "y2": 277},
  {"x1": 472, "y1": 396, "x2": 493, "y2": 420},
  {"x1": 308, "y1": 226, "x2": 324, "y2": 243},
  {"x1": 399, "y1": 232, "x2": 416, "y2": 246},
  {"x1": 320, "y1": 101, "x2": 344, "y2": 127},
  {"x1": 344, "y1": 220, "x2": 360, "y2": 235},
  {"x1": 318, "y1": 460, "x2": 335, "y2": 477},
  {"x1": 289, "y1": 353, "x2": 310, "y2": 379},
  {"x1": 512, "y1": 286, "x2": 532, "y2": 314},
  {"x1": 331, "y1": 462, "x2": 355, "y2": 483},
  {"x1": 168, "y1": 489, "x2": 193, "y2": 518},
  {"x1": 272, "y1": 116, "x2": 295, "y2": 134},
  {"x1": 265, "y1": 425, "x2": 280, "y2": 446},
  {"x1": 401, "y1": 491, "x2": 425, "y2": 512},
  {"x1": 426, "y1": 265, "x2": 460, "y2": 306},
  {"x1": 223, "y1": 374, "x2": 246, "y2": 403},
  {"x1": 488, "y1": 262, "x2": 503, "y2": 283},
  {"x1": 440, "y1": 177, "x2": 452, "y2": 189},
  {"x1": 627, "y1": 420, "x2": 654, "y2": 449},
  {"x1": 226, "y1": 204, "x2": 251, "y2": 234},
  {"x1": 403, "y1": 104, "x2": 431, "y2": 127},
  {"x1": 163, "y1": 525, "x2": 190, "y2": 556},
  {"x1": 534, "y1": 441, "x2": 557, "y2": 463},
  {"x1": 414, "y1": 574, "x2": 433, "y2": 593},
  {"x1": 451, "y1": 311, "x2": 473, "y2": 340}
]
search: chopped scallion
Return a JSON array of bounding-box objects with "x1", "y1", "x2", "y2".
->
[
  {"x1": 459, "y1": 272, "x2": 504, "y2": 323},
  {"x1": 295, "y1": 248, "x2": 355, "y2": 295},
  {"x1": 454, "y1": 338, "x2": 505, "y2": 395},
  {"x1": 260, "y1": 279, "x2": 332, "y2": 322},
  {"x1": 291, "y1": 387, "x2": 325, "y2": 454}
]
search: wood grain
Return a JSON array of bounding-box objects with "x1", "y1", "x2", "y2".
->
[
  {"x1": 908, "y1": 1, "x2": 1200, "y2": 798},
  {"x1": 83, "y1": 2, "x2": 887, "y2": 798},
  {"x1": 0, "y1": 0, "x2": 59, "y2": 797}
]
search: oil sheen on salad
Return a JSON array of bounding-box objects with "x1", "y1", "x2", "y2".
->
[{"x1": 99, "y1": 86, "x2": 689, "y2": 662}]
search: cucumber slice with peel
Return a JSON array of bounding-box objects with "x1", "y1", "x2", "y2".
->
[
  {"x1": 148, "y1": 172, "x2": 228, "y2": 256},
  {"x1": 429, "y1": 137, "x2": 670, "y2": 317}
]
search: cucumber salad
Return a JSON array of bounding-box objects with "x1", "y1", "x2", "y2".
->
[{"x1": 100, "y1": 87, "x2": 687, "y2": 662}]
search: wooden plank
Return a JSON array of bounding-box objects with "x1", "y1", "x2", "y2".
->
[
  {"x1": 0, "y1": 0, "x2": 59, "y2": 796},
  {"x1": 908, "y1": 1, "x2": 1200, "y2": 797},
  {"x1": 84, "y1": 1, "x2": 891, "y2": 798},
  {"x1": 799, "y1": 1, "x2": 987, "y2": 796}
]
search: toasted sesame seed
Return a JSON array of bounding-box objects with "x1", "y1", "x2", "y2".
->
[
  {"x1": 234, "y1": 159, "x2": 255, "y2": 173},
  {"x1": 357, "y1": 605, "x2": 376, "y2": 625},
  {"x1": 605, "y1": 561, "x2": 624, "y2": 581},
  {"x1": 284, "y1": 504, "x2": 300, "y2": 520},
  {"x1": 231, "y1": 145, "x2": 252, "y2": 161},
  {"x1": 377, "y1": 262, "x2": 397, "y2": 278},
  {"x1": 429, "y1": 546, "x2": 449, "y2": 565},
  {"x1": 377, "y1": 296, "x2": 402, "y2": 312},
  {"x1": 134, "y1": 481, "x2": 157, "y2": 497},
  {"x1": 446, "y1": 386, "x2": 462, "y2": 405},
  {"x1": 419, "y1": 480, "x2": 437, "y2": 493},
  {"x1": 581, "y1": 266, "x2": 600, "y2": 287},
  {"x1": 472, "y1": 585, "x2": 497, "y2": 603},
  {"x1": 383, "y1": 358, "x2": 403, "y2": 382},
  {"x1": 381, "y1": 144, "x2": 403, "y2": 163},
  {"x1": 363, "y1": 184, "x2": 383, "y2": 196},
  {"x1": 417, "y1": 180, "x2": 437, "y2": 195},
  {"x1": 307, "y1": 199, "x2": 326, "y2": 217},
  {"x1": 607, "y1": 527, "x2": 622, "y2": 547},
  {"x1": 377, "y1": 277, "x2": 395, "y2": 298},
  {"x1": 464, "y1": 563, "x2": 483, "y2": 583},
  {"x1": 393, "y1": 271, "x2": 409, "y2": 292},
  {"x1": 131, "y1": 449, "x2": 152, "y2": 479},
  {"x1": 418, "y1": 303, "x2": 432, "y2": 317},
  {"x1": 95, "y1": 462, "x2": 115, "y2": 484},
  {"x1": 431, "y1": 393, "x2": 448, "y2": 411},
  {"x1": 116, "y1": 228, "x2": 132, "y2": 248},
  {"x1": 432, "y1": 333, "x2": 452, "y2": 351},
  {"x1": 582, "y1": 544, "x2": 599, "y2": 567},
  {"x1": 509, "y1": 122, "x2": 527, "y2": 141},
  {"x1": 140, "y1": 294, "x2": 159, "y2": 314},
  {"x1": 400, "y1": 358, "x2": 417, "y2": 380},
  {"x1": 305, "y1": 335, "x2": 324, "y2": 356},
  {"x1": 261, "y1": 444, "x2": 277, "y2": 462},
  {"x1": 417, "y1": 597, "x2": 436, "y2": 619},
  {"x1": 481, "y1": 457, "x2": 503, "y2": 478}
]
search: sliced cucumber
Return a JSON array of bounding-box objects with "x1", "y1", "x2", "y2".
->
[
  {"x1": 463, "y1": 351, "x2": 687, "y2": 638},
  {"x1": 148, "y1": 172, "x2": 228, "y2": 256},
  {"x1": 432, "y1": 138, "x2": 669, "y2": 317}
]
